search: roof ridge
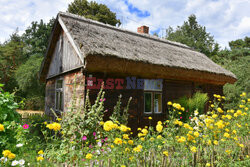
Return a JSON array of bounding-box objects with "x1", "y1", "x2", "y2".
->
[{"x1": 58, "y1": 11, "x2": 195, "y2": 51}]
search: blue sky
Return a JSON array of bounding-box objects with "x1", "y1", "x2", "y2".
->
[{"x1": 0, "y1": 0, "x2": 250, "y2": 48}]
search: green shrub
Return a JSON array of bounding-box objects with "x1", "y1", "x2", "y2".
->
[
  {"x1": 0, "y1": 84, "x2": 20, "y2": 123},
  {"x1": 176, "y1": 92, "x2": 209, "y2": 121}
]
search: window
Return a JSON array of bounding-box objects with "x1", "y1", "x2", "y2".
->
[
  {"x1": 144, "y1": 79, "x2": 163, "y2": 114},
  {"x1": 55, "y1": 80, "x2": 63, "y2": 111}
]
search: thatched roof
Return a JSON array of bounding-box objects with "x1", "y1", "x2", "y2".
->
[{"x1": 40, "y1": 12, "x2": 236, "y2": 84}]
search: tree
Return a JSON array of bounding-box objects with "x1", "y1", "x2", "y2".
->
[
  {"x1": 166, "y1": 14, "x2": 219, "y2": 58},
  {"x1": 67, "y1": 0, "x2": 121, "y2": 26},
  {"x1": 0, "y1": 31, "x2": 25, "y2": 92},
  {"x1": 212, "y1": 37, "x2": 250, "y2": 108},
  {"x1": 22, "y1": 19, "x2": 54, "y2": 57}
]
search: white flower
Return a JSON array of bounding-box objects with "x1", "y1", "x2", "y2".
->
[
  {"x1": 11, "y1": 160, "x2": 19, "y2": 166},
  {"x1": 0, "y1": 157, "x2": 7, "y2": 163},
  {"x1": 16, "y1": 143, "x2": 23, "y2": 147},
  {"x1": 19, "y1": 159, "x2": 25, "y2": 165},
  {"x1": 96, "y1": 150, "x2": 100, "y2": 155},
  {"x1": 97, "y1": 142, "x2": 102, "y2": 147}
]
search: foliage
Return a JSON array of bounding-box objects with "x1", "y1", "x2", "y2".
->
[
  {"x1": 166, "y1": 14, "x2": 219, "y2": 58},
  {"x1": 1, "y1": 87, "x2": 249, "y2": 166},
  {"x1": 68, "y1": 0, "x2": 121, "y2": 26},
  {"x1": 211, "y1": 37, "x2": 250, "y2": 109},
  {"x1": 0, "y1": 84, "x2": 20, "y2": 123},
  {"x1": 175, "y1": 92, "x2": 209, "y2": 121},
  {"x1": 0, "y1": 32, "x2": 25, "y2": 92}
]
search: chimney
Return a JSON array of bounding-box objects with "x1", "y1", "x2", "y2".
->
[{"x1": 137, "y1": 25, "x2": 149, "y2": 34}]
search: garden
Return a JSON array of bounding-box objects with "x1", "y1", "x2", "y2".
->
[{"x1": 0, "y1": 83, "x2": 249, "y2": 167}]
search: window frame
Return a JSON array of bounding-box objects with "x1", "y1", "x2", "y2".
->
[
  {"x1": 143, "y1": 79, "x2": 163, "y2": 114},
  {"x1": 55, "y1": 79, "x2": 64, "y2": 112}
]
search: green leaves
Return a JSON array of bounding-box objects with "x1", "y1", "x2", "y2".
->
[
  {"x1": 67, "y1": 0, "x2": 121, "y2": 26},
  {"x1": 166, "y1": 14, "x2": 219, "y2": 58}
]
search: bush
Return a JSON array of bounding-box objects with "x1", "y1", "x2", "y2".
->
[
  {"x1": 0, "y1": 84, "x2": 20, "y2": 123},
  {"x1": 175, "y1": 92, "x2": 209, "y2": 121}
]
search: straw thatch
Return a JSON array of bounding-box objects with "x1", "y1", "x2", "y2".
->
[
  {"x1": 40, "y1": 12, "x2": 236, "y2": 83},
  {"x1": 59, "y1": 12, "x2": 235, "y2": 79}
]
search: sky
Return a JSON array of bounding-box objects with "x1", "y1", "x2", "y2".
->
[{"x1": 0, "y1": 0, "x2": 250, "y2": 48}]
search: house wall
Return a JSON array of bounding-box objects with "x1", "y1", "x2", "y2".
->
[
  {"x1": 45, "y1": 70, "x2": 223, "y2": 130},
  {"x1": 45, "y1": 70, "x2": 85, "y2": 116},
  {"x1": 47, "y1": 31, "x2": 82, "y2": 79}
]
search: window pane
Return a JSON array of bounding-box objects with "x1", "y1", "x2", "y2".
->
[
  {"x1": 56, "y1": 80, "x2": 63, "y2": 89},
  {"x1": 144, "y1": 93, "x2": 152, "y2": 113},
  {"x1": 59, "y1": 92, "x2": 63, "y2": 111},
  {"x1": 56, "y1": 92, "x2": 59, "y2": 110},
  {"x1": 154, "y1": 93, "x2": 162, "y2": 113}
]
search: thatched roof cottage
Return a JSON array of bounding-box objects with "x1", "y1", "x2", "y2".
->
[{"x1": 40, "y1": 12, "x2": 236, "y2": 128}]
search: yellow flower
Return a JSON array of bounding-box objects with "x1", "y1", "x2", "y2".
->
[
  {"x1": 226, "y1": 115, "x2": 232, "y2": 120},
  {"x1": 213, "y1": 140, "x2": 218, "y2": 145},
  {"x1": 56, "y1": 118, "x2": 62, "y2": 121},
  {"x1": 223, "y1": 133, "x2": 230, "y2": 138},
  {"x1": 215, "y1": 120, "x2": 225, "y2": 129},
  {"x1": 177, "y1": 136, "x2": 186, "y2": 143},
  {"x1": 236, "y1": 110, "x2": 242, "y2": 116},
  {"x1": 239, "y1": 144, "x2": 244, "y2": 148},
  {"x1": 212, "y1": 114, "x2": 218, "y2": 118},
  {"x1": 100, "y1": 121, "x2": 104, "y2": 125},
  {"x1": 133, "y1": 145, "x2": 142, "y2": 152},
  {"x1": 211, "y1": 104, "x2": 215, "y2": 108},
  {"x1": 167, "y1": 101, "x2": 172, "y2": 105},
  {"x1": 121, "y1": 165, "x2": 126, "y2": 167},
  {"x1": 123, "y1": 134, "x2": 129, "y2": 140},
  {"x1": 225, "y1": 150, "x2": 231, "y2": 155},
  {"x1": 141, "y1": 128, "x2": 148, "y2": 135},
  {"x1": 163, "y1": 151, "x2": 169, "y2": 156},
  {"x1": 125, "y1": 148, "x2": 130, "y2": 152},
  {"x1": 181, "y1": 107, "x2": 185, "y2": 111},
  {"x1": 140, "y1": 137, "x2": 145, "y2": 141},
  {"x1": 86, "y1": 153, "x2": 93, "y2": 159},
  {"x1": 156, "y1": 124, "x2": 163, "y2": 132},
  {"x1": 114, "y1": 138, "x2": 123, "y2": 145},
  {"x1": 240, "y1": 92, "x2": 246, "y2": 97},
  {"x1": 157, "y1": 121, "x2": 162, "y2": 125},
  {"x1": 8, "y1": 153, "x2": 16, "y2": 159},
  {"x1": 52, "y1": 122, "x2": 61, "y2": 131},
  {"x1": 194, "y1": 131, "x2": 199, "y2": 138},
  {"x1": 128, "y1": 140, "x2": 134, "y2": 145},
  {"x1": 120, "y1": 125, "x2": 129, "y2": 132},
  {"x1": 38, "y1": 150, "x2": 44, "y2": 155},
  {"x1": 217, "y1": 107, "x2": 223, "y2": 113},
  {"x1": 148, "y1": 117, "x2": 152, "y2": 120},
  {"x1": 0, "y1": 124, "x2": 5, "y2": 131},
  {"x1": 37, "y1": 156, "x2": 44, "y2": 161},
  {"x1": 110, "y1": 145, "x2": 114, "y2": 148},
  {"x1": 2, "y1": 150, "x2": 11, "y2": 157},
  {"x1": 157, "y1": 135, "x2": 162, "y2": 139},
  {"x1": 206, "y1": 163, "x2": 211, "y2": 167},
  {"x1": 150, "y1": 137, "x2": 154, "y2": 141},
  {"x1": 190, "y1": 146, "x2": 197, "y2": 153},
  {"x1": 173, "y1": 103, "x2": 182, "y2": 110},
  {"x1": 232, "y1": 130, "x2": 237, "y2": 134},
  {"x1": 103, "y1": 121, "x2": 114, "y2": 131},
  {"x1": 207, "y1": 140, "x2": 211, "y2": 145},
  {"x1": 43, "y1": 121, "x2": 47, "y2": 125}
]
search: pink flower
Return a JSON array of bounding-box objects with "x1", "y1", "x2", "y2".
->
[
  {"x1": 104, "y1": 137, "x2": 108, "y2": 141},
  {"x1": 82, "y1": 136, "x2": 87, "y2": 141},
  {"x1": 100, "y1": 98, "x2": 106, "y2": 102},
  {"x1": 89, "y1": 145, "x2": 93, "y2": 149},
  {"x1": 186, "y1": 110, "x2": 189, "y2": 112},
  {"x1": 180, "y1": 117, "x2": 183, "y2": 119},
  {"x1": 101, "y1": 139, "x2": 104, "y2": 143},
  {"x1": 189, "y1": 117, "x2": 192, "y2": 119},
  {"x1": 22, "y1": 124, "x2": 29, "y2": 129},
  {"x1": 93, "y1": 132, "x2": 96, "y2": 136}
]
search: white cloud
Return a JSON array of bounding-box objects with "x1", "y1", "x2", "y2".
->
[{"x1": 0, "y1": 0, "x2": 250, "y2": 48}]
